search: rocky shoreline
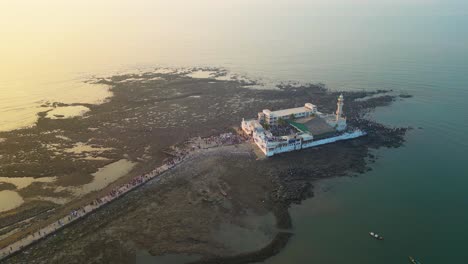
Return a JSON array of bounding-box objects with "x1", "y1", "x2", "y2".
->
[{"x1": 0, "y1": 68, "x2": 410, "y2": 263}]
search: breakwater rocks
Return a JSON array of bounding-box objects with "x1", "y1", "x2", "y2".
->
[
  {"x1": 271, "y1": 168, "x2": 314, "y2": 204},
  {"x1": 188, "y1": 232, "x2": 293, "y2": 264},
  {"x1": 268, "y1": 120, "x2": 409, "y2": 208}
]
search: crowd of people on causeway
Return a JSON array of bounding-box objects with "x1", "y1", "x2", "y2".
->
[{"x1": 0, "y1": 132, "x2": 245, "y2": 261}]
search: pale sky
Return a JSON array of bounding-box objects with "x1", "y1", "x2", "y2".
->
[{"x1": 0, "y1": 0, "x2": 466, "y2": 77}]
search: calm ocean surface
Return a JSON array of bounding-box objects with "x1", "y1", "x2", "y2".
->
[{"x1": 1, "y1": 6, "x2": 467, "y2": 263}]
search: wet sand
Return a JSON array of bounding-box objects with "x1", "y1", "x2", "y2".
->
[
  {"x1": 0, "y1": 67, "x2": 409, "y2": 263},
  {"x1": 0, "y1": 135, "x2": 216, "y2": 260}
]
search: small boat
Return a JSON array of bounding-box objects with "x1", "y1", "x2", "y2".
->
[
  {"x1": 369, "y1": 232, "x2": 384, "y2": 240},
  {"x1": 408, "y1": 256, "x2": 421, "y2": 264}
]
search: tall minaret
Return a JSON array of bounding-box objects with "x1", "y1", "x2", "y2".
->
[{"x1": 336, "y1": 94, "x2": 344, "y2": 120}]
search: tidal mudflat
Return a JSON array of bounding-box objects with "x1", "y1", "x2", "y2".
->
[{"x1": 0, "y1": 67, "x2": 409, "y2": 263}]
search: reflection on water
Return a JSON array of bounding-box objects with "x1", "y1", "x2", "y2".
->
[
  {"x1": 0, "y1": 176, "x2": 56, "y2": 189},
  {"x1": 0, "y1": 177, "x2": 57, "y2": 212},
  {"x1": 0, "y1": 81, "x2": 111, "y2": 132},
  {"x1": 63, "y1": 142, "x2": 114, "y2": 154},
  {"x1": 45, "y1": 106, "x2": 90, "y2": 119},
  {"x1": 73, "y1": 159, "x2": 136, "y2": 196},
  {"x1": 0, "y1": 191, "x2": 24, "y2": 213},
  {"x1": 34, "y1": 196, "x2": 69, "y2": 205},
  {"x1": 0, "y1": 161, "x2": 135, "y2": 210},
  {"x1": 186, "y1": 70, "x2": 215, "y2": 79}
]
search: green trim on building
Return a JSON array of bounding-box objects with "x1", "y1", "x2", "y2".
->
[{"x1": 287, "y1": 120, "x2": 310, "y2": 133}]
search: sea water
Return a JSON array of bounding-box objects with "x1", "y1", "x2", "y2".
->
[{"x1": 1, "y1": 3, "x2": 467, "y2": 262}]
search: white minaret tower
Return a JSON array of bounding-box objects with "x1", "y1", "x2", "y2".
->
[{"x1": 336, "y1": 94, "x2": 344, "y2": 121}]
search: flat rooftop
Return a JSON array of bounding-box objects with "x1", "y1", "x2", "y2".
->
[
  {"x1": 293, "y1": 116, "x2": 335, "y2": 136},
  {"x1": 267, "y1": 106, "x2": 312, "y2": 117}
]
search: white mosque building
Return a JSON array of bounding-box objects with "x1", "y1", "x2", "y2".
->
[{"x1": 241, "y1": 94, "x2": 365, "y2": 157}]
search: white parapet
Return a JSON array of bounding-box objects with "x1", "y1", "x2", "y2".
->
[
  {"x1": 241, "y1": 97, "x2": 359, "y2": 157},
  {"x1": 261, "y1": 130, "x2": 366, "y2": 156},
  {"x1": 301, "y1": 130, "x2": 366, "y2": 149}
]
